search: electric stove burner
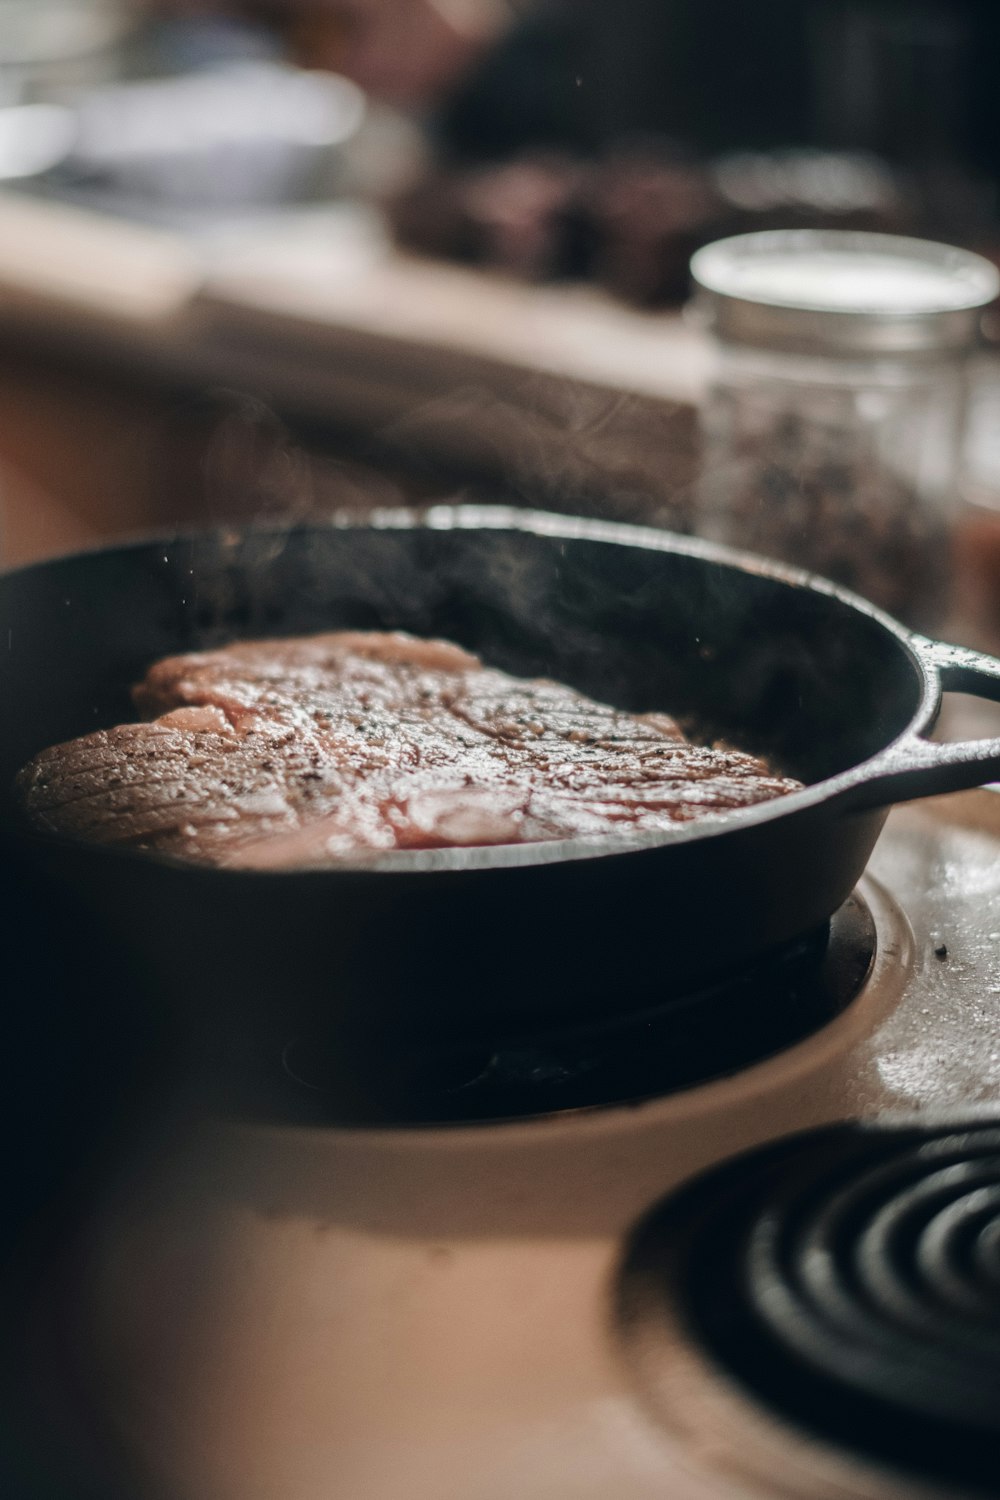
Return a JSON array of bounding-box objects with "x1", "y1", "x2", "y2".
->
[
  {"x1": 227, "y1": 891, "x2": 876, "y2": 1125},
  {"x1": 618, "y1": 1118, "x2": 1000, "y2": 1497}
]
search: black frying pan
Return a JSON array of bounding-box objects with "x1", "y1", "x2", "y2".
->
[{"x1": 2, "y1": 507, "x2": 999, "y2": 1051}]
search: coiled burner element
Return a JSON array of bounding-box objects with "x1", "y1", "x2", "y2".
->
[{"x1": 618, "y1": 1120, "x2": 1000, "y2": 1494}]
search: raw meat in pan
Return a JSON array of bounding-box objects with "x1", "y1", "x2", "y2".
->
[{"x1": 16, "y1": 631, "x2": 802, "y2": 868}]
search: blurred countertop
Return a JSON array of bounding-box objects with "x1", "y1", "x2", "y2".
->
[
  {"x1": 0, "y1": 186, "x2": 708, "y2": 571},
  {"x1": 0, "y1": 183, "x2": 997, "y2": 652},
  {"x1": 0, "y1": 187, "x2": 709, "y2": 421}
]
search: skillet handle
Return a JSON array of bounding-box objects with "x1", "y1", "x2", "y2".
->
[{"x1": 837, "y1": 640, "x2": 1000, "y2": 813}]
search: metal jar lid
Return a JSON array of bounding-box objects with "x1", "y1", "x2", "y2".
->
[{"x1": 690, "y1": 229, "x2": 1000, "y2": 356}]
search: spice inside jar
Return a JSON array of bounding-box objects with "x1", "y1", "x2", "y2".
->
[{"x1": 690, "y1": 231, "x2": 999, "y2": 630}]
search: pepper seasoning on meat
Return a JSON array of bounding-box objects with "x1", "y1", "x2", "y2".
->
[{"x1": 17, "y1": 631, "x2": 801, "y2": 869}]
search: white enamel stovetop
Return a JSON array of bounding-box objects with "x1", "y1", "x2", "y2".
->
[{"x1": 51, "y1": 791, "x2": 1000, "y2": 1500}]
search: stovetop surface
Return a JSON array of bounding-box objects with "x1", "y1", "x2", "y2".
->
[{"x1": 17, "y1": 791, "x2": 1000, "y2": 1500}]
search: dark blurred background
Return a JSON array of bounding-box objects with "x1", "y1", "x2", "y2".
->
[
  {"x1": 440, "y1": 0, "x2": 1000, "y2": 169},
  {"x1": 6, "y1": 1, "x2": 1000, "y2": 271}
]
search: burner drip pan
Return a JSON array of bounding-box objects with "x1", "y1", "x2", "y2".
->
[
  {"x1": 222, "y1": 891, "x2": 876, "y2": 1125},
  {"x1": 618, "y1": 1117, "x2": 1000, "y2": 1496}
]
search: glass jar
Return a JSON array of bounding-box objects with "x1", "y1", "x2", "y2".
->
[{"x1": 690, "y1": 230, "x2": 999, "y2": 630}]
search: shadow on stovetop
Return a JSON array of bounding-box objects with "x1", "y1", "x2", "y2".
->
[{"x1": 0, "y1": 861, "x2": 178, "y2": 1500}]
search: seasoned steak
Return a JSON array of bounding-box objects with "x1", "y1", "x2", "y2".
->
[{"x1": 16, "y1": 631, "x2": 801, "y2": 868}]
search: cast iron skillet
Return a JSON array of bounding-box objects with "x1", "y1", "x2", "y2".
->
[{"x1": 2, "y1": 506, "x2": 1000, "y2": 1050}]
